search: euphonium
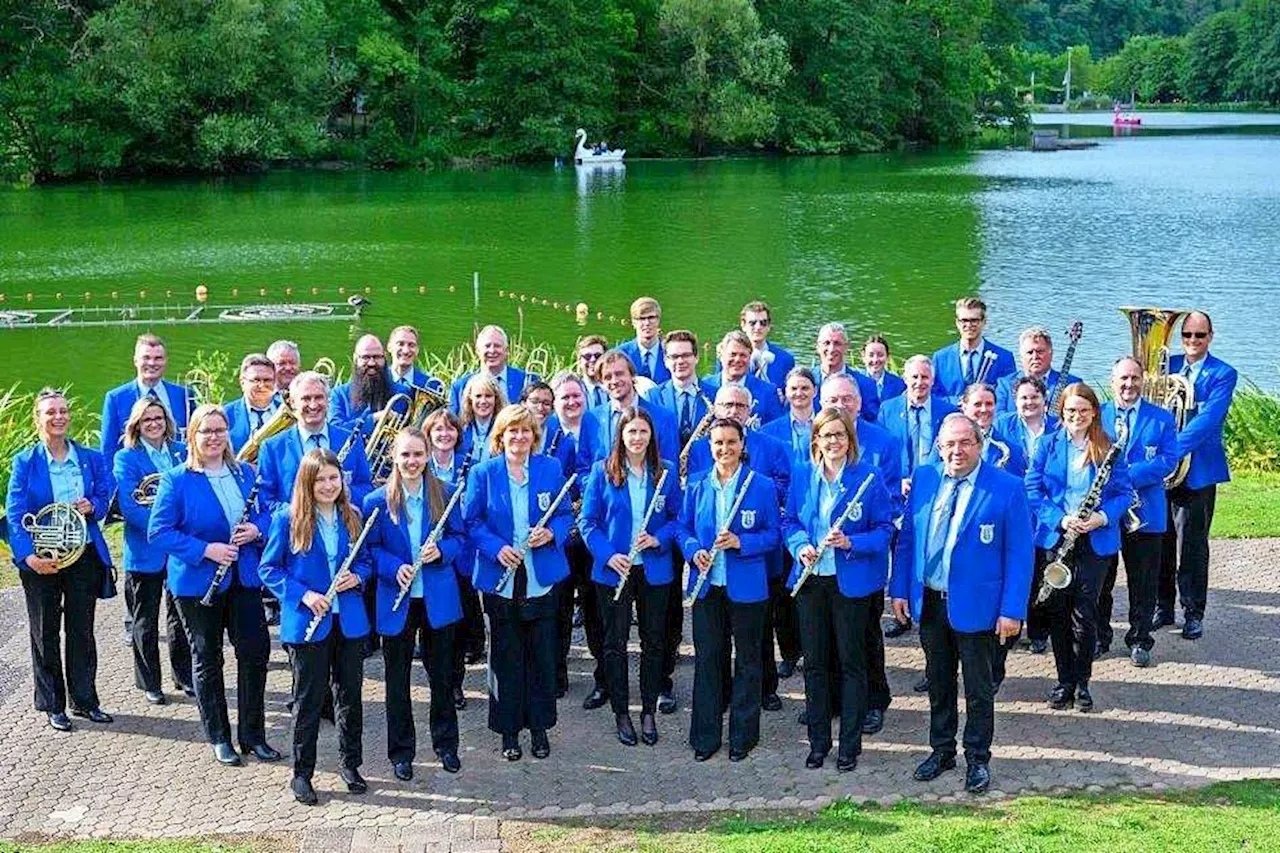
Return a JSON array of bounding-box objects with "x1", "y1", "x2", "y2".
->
[
  {"x1": 365, "y1": 393, "x2": 414, "y2": 485},
  {"x1": 235, "y1": 404, "x2": 298, "y2": 464},
  {"x1": 132, "y1": 473, "x2": 162, "y2": 506},
  {"x1": 404, "y1": 380, "x2": 446, "y2": 428},
  {"x1": 22, "y1": 502, "x2": 89, "y2": 569},
  {"x1": 1119, "y1": 306, "x2": 1196, "y2": 487}
]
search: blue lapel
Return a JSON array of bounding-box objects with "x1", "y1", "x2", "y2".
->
[{"x1": 70, "y1": 440, "x2": 94, "y2": 497}]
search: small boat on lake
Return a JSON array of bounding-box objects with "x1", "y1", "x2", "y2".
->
[
  {"x1": 1113, "y1": 107, "x2": 1142, "y2": 126},
  {"x1": 574, "y1": 129, "x2": 625, "y2": 165}
]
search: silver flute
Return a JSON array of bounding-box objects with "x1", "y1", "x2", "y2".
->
[
  {"x1": 684, "y1": 470, "x2": 756, "y2": 607},
  {"x1": 790, "y1": 471, "x2": 876, "y2": 598},
  {"x1": 303, "y1": 507, "x2": 380, "y2": 642},
  {"x1": 497, "y1": 473, "x2": 578, "y2": 593},
  {"x1": 614, "y1": 468, "x2": 670, "y2": 602},
  {"x1": 392, "y1": 481, "x2": 467, "y2": 611}
]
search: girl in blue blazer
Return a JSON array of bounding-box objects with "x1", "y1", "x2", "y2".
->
[
  {"x1": 959, "y1": 383, "x2": 1028, "y2": 477},
  {"x1": 112, "y1": 396, "x2": 191, "y2": 705},
  {"x1": 6, "y1": 388, "x2": 115, "y2": 732},
  {"x1": 678, "y1": 418, "x2": 779, "y2": 762},
  {"x1": 462, "y1": 404, "x2": 573, "y2": 762},
  {"x1": 149, "y1": 403, "x2": 277, "y2": 768},
  {"x1": 859, "y1": 334, "x2": 907, "y2": 404},
  {"x1": 259, "y1": 448, "x2": 373, "y2": 805},
  {"x1": 1027, "y1": 384, "x2": 1132, "y2": 714},
  {"x1": 578, "y1": 407, "x2": 681, "y2": 748},
  {"x1": 364, "y1": 426, "x2": 468, "y2": 779},
  {"x1": 782, "y1": 407, "x2": 895, "y2": 772}
]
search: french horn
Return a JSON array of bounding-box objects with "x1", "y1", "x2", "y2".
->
[{"x1": 22, "y1": 502, "x2": 89, "y2": 570}]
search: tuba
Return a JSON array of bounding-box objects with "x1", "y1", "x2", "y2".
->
[
  {"x1": 236, "y1": 404, "x2": 298, "y2": 464},
  {"x1": 22, "y1": 502, "x2": 89, "y2": 569},
  {"x1": 1119, "y1": 307, "x2": 1196, "y2": 487}
]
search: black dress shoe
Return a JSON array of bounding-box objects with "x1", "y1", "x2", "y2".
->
[
  {"x1": 796, "y1": 708, "x2": 810, "y2": 726},
  {"x1": 616, "y1": 714, "x2": 638, "y2": 746},
  {"x1": 72, "y1": 707, "x2": 113, "y2": 724},
  {"x1": 393, "y1": 761, "x2": 414, "y2": 781},
  {"x1": 530, "y1": 729, "x2": 550, "y2": 759},
  {"x1": 1077, "y1": 686, "x2": 1095, "y2": 713},
  {"x1": 582, "y1": 687, "x2": 610, "y2": 710},
  {"x1": 964, "y1": 761, "x2": 991, "y2": 794},
  {"x1": 453, "y1": 686, "x2": 468, "y2": 710},
  {"x1": 173, "y1": 681, "x2": 196, "y2": 697},
  {"x1": 693, "y1": 747, "x2": 719, "y2": 761},
  {"x1": 144, "y1": 690, "x2": 167, "y2": 706},
  {"x1": 1048, "y1": 684, "x2": 1074, "y2": 710},
  {"x1": 1029, "y1": 639, "x2": 1048, "y2": 654},
  {"x1": 1182, "y1": 617, "x2": 1203, "y2": 640},
  {"x1": 1152, "y1": 608, "x2": 1175, "y2": 629},
  {"x1": 804, "y1": 750, "x2": 826, "y2": 769},
  {"x1": 242, "y1": 742, "x2": 283, "y2": 762},
  {"x1": 657, "y1": 692, "x2": 677, "y2": 714},
  {"x1": 729, "y1": 747, "x2": 750, "y2": 762},
  {"x1": 913, "y1": 674, "x2": 930, "y2": 693},
  {"x1": 884, "y1": 618, "x2": 913, "y2": 638},
  {"x1": 640, "y1": 713, "x2": 658, "y2": 746},
  {"x1": 1093, "y1": 641, "x2": 1110, "y2": 660},
  {"x1": 440, "y1": 750, "x2": 461, "y2": 773},
  {"x1": 861, "y1": 709, "x2": 884, "y2": 735},
  {"x1": 502, "y1": 733, "x2": 522, "y2": 761},
  {"x1": 47, "y1": 712, "x2": 72, "y2": 732},
  {"x1": 777, "y1": 658, "x2": 798, "y2": 679},
  {"x1": 291, "y1": 776, "x2": 318, "y2": 805},
  {"x1": 762, "y1": 693, "x2": 783, "y2": 711},
  {"x1": 340, "y1": 767, "x2": 368, "y2": 793},
  {"x1": 837, "y1": 754, "x2": 857, "y2": 773},
  {"x1": 213, "y1": 743, "x2": 243, "y2": 766},
  {"x1": 912, "y1": 751, "x2": 956, "y2": 781},
  {"x1": 464, "y1": 648, "x2": 486, "y2": 665}
]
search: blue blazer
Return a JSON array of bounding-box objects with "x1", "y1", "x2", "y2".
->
[
  {"x1": 890, "y1": 462, "x2": 1034, "y2": 632},
  {"x1": 1026, "y1": 428, "x2": 1133, "y2": 557},
  {"x1": 877, "y1": 393, "x2": 958, "y2": 477},
  {"x1": 258, "y1": 426, "x2": 374, "y2": 512},
  {"x1": 782, "y1": 460, "x2": 895, "y2": 598},
  {"x1": 857, "y1": 420, "x2": 907, "y2": 518},
  {"x1": 931, "y1": 340, "x2": 1017, "y2": 401},
  {"x1": 448, "y1": 366, "x2": 535, "y2": 415},
  {"x1": 1101, "y1": 401, "x2": 1177, "y2": 534},
  {"x1": 327, "y1": 382, "x2": 377, "y2": 436},
  {"x1": 648, "y1": 381, "x2": 711, "y2": 433},
  {"x1": 6, "y1": 441, "x2": 114, "y2": 571},
  {"x1": 813, "y1": 366, "x2": 881, "y2": 423},
  {"x1": 700, "y1": 373, "x2": 783, "y2": 426},
  {"x1": 100, "y1": 380, "x2": 194, "y2": 466},
  {"x1": 464, "y1": 455, "x2": 574, "y2": 594},
  {"x1": 983, "y1": 432, "x2": 1028, "y2": 478},
  {"x1": 579, "y1": 460, "x2": 681, "y2": 588},
  {"x1": 1168, "y1": 353, "x2": 1238, "y2": 489},
  {"x1": 586, "y1": 398, "x2": 680, "y2": 468},
  {"x1": 149, "y1": 463, "x2": 266, "y2": 596},
  {"x1": 113, "y1": 441, "x2": 187, "y2": 573},
  {"x1": 759, "y1": 412, "x2": 811, "y2": 470},
  {"x1": 993, "y1": 411, "x2": 1059, "y2": 466},
  {"x1": 857, "y1": 370, "x2": 906, "y2": 405},
  {"x1": 224, "y1": 396, "x2": 283, "y2": 454},
  {"x1": 258, "y1": 508, "x2": 373, "y2": 644},
  {"x1": 362, "y1": 486, "x2": 466, "y2": 634},
  {"x1": 542, "y1": 415, "x2": 606, "y2": 484},
  {"x1": 617, "y1": 339, "x2": 672, "y2": 383},
  {"x1": 995, "y1": 369, "x2": 1081, "y2": 414},
  {"x1": 685, "y1": 430, "x2": 791, "y2": 508},
  {"x1": 679, "y1": 466, "x2": 780, "y2": 604}
]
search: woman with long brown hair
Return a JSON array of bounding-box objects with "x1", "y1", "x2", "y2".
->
[
  {"x1": 1027, "y1": 383, "x2": 1132, "y2": 714},
  {"x1": 259, "y1": 449, "x2": 372, "y2": 805}
]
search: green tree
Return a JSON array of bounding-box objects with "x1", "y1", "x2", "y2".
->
[
  {"x1": 1231, "y1": 0, "x2": 1280, "y2": 102},
  {"x1": 1183, "y1": 10, "x2": 1242, "y2": 101}
]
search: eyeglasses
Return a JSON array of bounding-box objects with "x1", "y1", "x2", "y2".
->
[
  {"x1": 243, "y1": 376, "x2": 274, "y2": 385},
  {"x1": 140, "y1": 415, "x2": 167, "y2": 425},
  {"x1": 632, "y1": 314, "x2": 660, "y2": 323},
  {"x1": 667, "y1": 351, "x2": 696, "y2": 361},
  {"x1": 816, "y1": 431, "x2": 848, "y2": 442},
  {"x1": 957, "y1": 317, "x2": 985, "y2": 325},
  {"x1": 1181, "y1": 331, "x2": 1208, "y2": 340},
  {"x1": 938, "y1": 439, "x2": 978, "y2": 451},
  {"x1": 196, "y1": 427, "x2": 228, "y2": 437},
  {"x1": 718, "y1": 401, "x2": 749, "y2": 410}
]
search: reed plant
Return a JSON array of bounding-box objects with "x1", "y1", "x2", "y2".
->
[{"x1": 1222, "y1": 384, "x2": 1280, "y2": 474}]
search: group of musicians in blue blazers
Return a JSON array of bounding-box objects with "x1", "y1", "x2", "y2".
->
[{"x1": 4, "y1": 297, "x2": 1238, "y2": 803}]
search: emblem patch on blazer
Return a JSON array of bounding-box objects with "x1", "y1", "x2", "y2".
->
[
  {"x1": 740, "y1": 509, "x2": 756, "y2": 529},
  {"x1": 849, "y1": 501, "x2": 863, "y2": 522},
  {"x1": 1145, "y1": 445, "x2": 1157, "y2": 461},
  {"x1": 653, "y1": 495, "x2": 666, "y2": 513},
  {"x1": 537, "y1": 491, "x2": 552, "y2": 512},
  {"x1": 343, "y1": 470, "x2": 353, "y2": 486},
  {"x1": 979, "y1": 523, "x2": 995, "y2": 545}
]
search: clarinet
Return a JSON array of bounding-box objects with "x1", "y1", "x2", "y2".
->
[
  {"x1": 1034, "y1": 436, "x2": 1123, "y2": 605},
  {"x1": 684, "y1": 470, "x2": 756, "y2": 607},
  {"x1": 335, "y1": 427, "x2": 360, "y2": 464},
  {"x1": 613, "y1": 468, "x2": 670, "y2": 602},
  {"x1": 790, "y1": 471, "x2": 876, "y2": 597},
  {"x1": 200, "y1": 479, "x2": 260, "y2": 607},
  {"x1": 303, "y1": 508, "x2": 380, "y2": 641},
  {"x1": 678, "y1": 408, "x2": 717, "y2": 487},
  {"x1": 392, "y1": 482, "x2": 466, "y2": 611},
  {"x1": 497, "y1": 473, "x2": 578, "y2": 594}
]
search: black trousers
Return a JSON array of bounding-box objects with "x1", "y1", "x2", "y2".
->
[
  {"x1": 761, "y1": 573, "x2": 799, "y2": 697},
  {"x1": 21, "y1": 554, "x2": 101, "y2": 714},
  {"x1": 774, "y1": 554, "x2": 802, "y2": 665},
  {"x1": 1099, "y1": 531, "x2": 1162, "y2": 652},
  {"x1": 485, "y1": 589, "x2": 559, "y2": 736},
  {"x1": 1026, "y1": 554, "x2": 1050, "y2": 642},
  {"x1": 919, "y1": 588, "x2": 997, "y2": 765},
  {"x1": 595, "y1": 568, "x2": 670, "y2": 715},
  {"x1": 125, "y1": 571, "x2": 192, "y2": 693},
  {"x1": 383, "y1": 600, "x2": 458, "y2": 762},
  {"x1": 1045, "y1": 538, "x2": 1109, "y2": 689},
  {"x1": 559, "y1": 534, "x2": 604, "y2": 691},
  {"x1": 864, "y1": 588, "x2": 892, "y2": 712},
  {"x1": 287, "y1": 625, "x2": 363, "y2": 780},
  {"x1": 690, "y1": 586, "x2": 765, "y2": 755},
  {"x1": 451, "y1": 569, "x2": 486, "y2": 691},
  {"x1": 1159, "y1": 484, "x2": 1216, "y2": 620},
  {"x1": 174, "y1": 582, "x2": 270, "y2": 747},
  {"x1": 661, "y1": 551, "x2": 685, "y2": 694},
  {"x1": 796, "y1": 576, "x2": 872, "y2": 759}
]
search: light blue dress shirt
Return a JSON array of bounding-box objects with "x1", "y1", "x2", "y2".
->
[
  {"x1": 627, "y1": 465, "x2": 649, "y2": 568},
  {"x1": 707, "y1": 467, "x2": 743, "y2": 588},
  {"x1": 790, "y1": 416, "x2": 813, "y2": 466},
  {"x1": 206, "y1": 467, "x2": 247, "y2": 529},
  {"x1": 925, "y1": 462, "x2": 981, "y2": 592},
  {"x1": 468, "y1": 419, "x2": 493, "y2": 464},
  {"x1": 404, "y1": 484, "x2": 426, "y2": 600},
  {"x1": 429, "y1": 453, "x2": 457, "y2": 489},
  {"x1": 813, "y1": 465, "x2": 844, "y2": 577},
  {"x1": 138, "y1": 380, "x2": 175, "y2": 419},
  {"x1": 501, "y1": 463, "x2": 552, "y2": 600},
  {"x1": 42, "y1": 443, "x2": 84, "y2": 504},
  {"x1": 143, "y1": 440, "x2": 178, "y2": 473},
  {"x1": 1065, "y1": 442, "x2": 1092, "y2": 514},
  {"x1": 317, "y1": 511, "x2": 342, "y2": 614},
  {"x1": 298, "y1": 424, "x2": 331, "y2": 452}
]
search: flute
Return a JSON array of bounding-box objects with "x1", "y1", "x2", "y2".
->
[
  {"x1": 790, "y1": 471, "x2": 876, "y2": 598},
  {"x1": 392, "y1": 481, "x2": 467, "y2": 611},
  {"x1": 200, "y1": 479, "x2": 260, "y2": 607},
  {"x1": 497, "y1": 473, "x2": 578, "y2": 594},
  {"x1": 683, "y1": 470, "x2": 756, "y2": 607},
  {"x1": 613, "y1": 468, "x2": 669, "y2": 602},
  {"x1": 303, "y1": 507, "x2": 380, "y2": 642}
]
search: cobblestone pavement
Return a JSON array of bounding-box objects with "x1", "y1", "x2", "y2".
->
[{"x1": 1, "y1": 539, "x2": 1278, "y2": 852}]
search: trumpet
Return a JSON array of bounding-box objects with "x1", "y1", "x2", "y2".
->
[
  {"x1": 22, "y1": 502, "x2": 89, "y2": 570},
  {"x1": 133, "y1": 473, "x2": 162, "y2": 506}
]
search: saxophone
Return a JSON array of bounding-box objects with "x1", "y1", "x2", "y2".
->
[
  {"x1": 986, "y1": 430, "x2": 1011, "y2": 469},
  {"x1": 1035, "y1": 437, "x2": 1123, "y2": 605}
]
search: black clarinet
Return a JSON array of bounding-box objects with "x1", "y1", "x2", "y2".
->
[{"x1": 200, "y1": 480, "x2": 260, "y2": 607}]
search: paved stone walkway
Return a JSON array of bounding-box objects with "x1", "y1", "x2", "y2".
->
[{"x1": 1, "y1": 538, "x2": 1278, "y2": 852}]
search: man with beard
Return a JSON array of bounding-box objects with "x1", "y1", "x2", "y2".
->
[{"x1": 330, "y1": 335, "x2": 393, "y2": 435}]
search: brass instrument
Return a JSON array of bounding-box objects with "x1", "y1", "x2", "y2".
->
[
  {"x1": 987, "y1": 431, "x2": 1012, "y2": 469},
  {"x1": 1035, "y1": 437, "x2": 1124, "y2": 605},
  {"x1": 1119, "y1": 306, "x2": 1196, "y2": 487},
  {"x1": 313, "y1": 357, "x2": 337, "y2": 382},
  {"x1": 1115, "y1": 415, "x2": 1146, "y2": 533},
  {"x1": 364, "y1": 382, "x2": 446, "y2": 485},
  {"x1": 22, "y1": 502, "x2": 89, "y2": 569},
  {"x1": 183, "y1": 368, "x2": 215, "y2": 406},
  {"x1": 133, "y1": 473, "x2": 162, "y2": 506},
  {"x1": 235, "y1": 404, "x2": 298, "y2": 464}
]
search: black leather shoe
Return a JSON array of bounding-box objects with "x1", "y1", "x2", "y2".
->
[
  {"x1": 440, "y1": 750, "x2": 461, "y2": 774},
  {"x1": 464, "y1": 648, "x2": 486, "y2": 665},
  {"x1": 1182, "y1": 618, "x2": 1203, "y2": 640},
  {"x1": 242, "y1": 742, "x2": 283, "y2": 762},
  {"x1": 912, "y1": 751, "x2": 956, "y2": 781},
  {"x1": 884, "y1": 618, "x2": 913, "y2": 638},
  {"x1": 72, "y1": 707, "x2": 113, "y2": 724},
  {"x1": 1093, "y1": 641, "x2": 1110, "y2": 660},
  {"x1": 144, "y1": 690, "x2": 167, "y2": 706},
  {"x1": 291, "y1": 776, "x2": 318, "y2": 805},
  {"x1": 173, "y1": 681, "x2": 196, "y2": 697},
  {"x1": 805, "y1": 750, "x2": 826, "y2": 769},
  {"x1": 340, "y1": 767, "x2": 367, "y2": 793},
  {"x1": 616, "y1": 713, "x2": 638, "y2": 746},
  {"x1": 913, "y1": 674, "x2": 930, "y2": 693},
  {"x1": 729, "y1": 748, "x2": 750, "y2": 762},
  {"x1": 965, "y1": 762, "x2": 991, "y2": 794},
  {"x1": 861, "y1": 709, "x2": 884, "y2": 735},
  {"x1": 762, "y1": 693, "x2": 783, "y2": 711},
  {"x1": 530, "y1": 729, "x2": 550, "y2": 759},
  {"x1": 837, "y1": 754, "x2": 857, "y2": 773},
  {"x1": 640, "y1": 713, "x2": 658, "y2": 746},
  {"x1": 1077, "y1": 686, "x2": 1095, "y2": 713},
  {"x1": 502, "y1": 733, "x2": 522, "y2": 761},
  {"x1": 658, "y1": 692, "x2": 677, "y2": 715},
  {"x1": 213, "y1": 743, "x2": 243, "y2": 766},
  {"x1": 47, "y1": 712, "x2": 72, "y2": 732},
  {"x1": 1152, "y1": 608, "x2": 1175, "y2": 629},
  {"x1": 1029, "y1": 639, "x2": 1048, "y2": 654},
  {"x1": 393, "y1": 761, "x2": 413, "y2": 781},
  {"x1": 777, "y1": 659, "x2": 798, "y2": 679},
  {"x1": 796, "y1": 708, "x2": 810, "y2": 726},
  {"x1": 582, "y1": 687, "x2": 610, "y2": 710},
  {"x1": 693, "y1": 747, "x2": 718, "y2": 762},
  {"x1": 1131, "y1": 646, "x2": 1152, "y2": 668},
  {"x1": 1048, "y1": 684, "x2": 1074, "y2": 710},
  {"x1": 453, "y1": 686, "x2": 467, "y2": 710},
  {"x1": 265, "y1": 609, "x2": 281, "y2": 628}
]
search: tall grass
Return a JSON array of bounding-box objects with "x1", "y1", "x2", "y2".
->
[{"x1": 1222, "y1": 384, "x2": 1280, "y2": 473}]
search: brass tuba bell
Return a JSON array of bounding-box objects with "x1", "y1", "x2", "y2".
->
[
  {"x1": 1119, "y1": 307, "x2": 1196, "y2": 487},
  {"x1": 22, "y1": 502, "x2": 89, "y2": 569}
]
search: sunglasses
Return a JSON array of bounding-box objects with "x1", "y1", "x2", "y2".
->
[{"x1": 1181, "y1": 331, "x2": 1209, "y2": 340}]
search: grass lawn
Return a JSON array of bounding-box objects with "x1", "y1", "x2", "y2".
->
[{"x1": 1213, "y1": 472, "x2": 1280, "y2": 539}]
